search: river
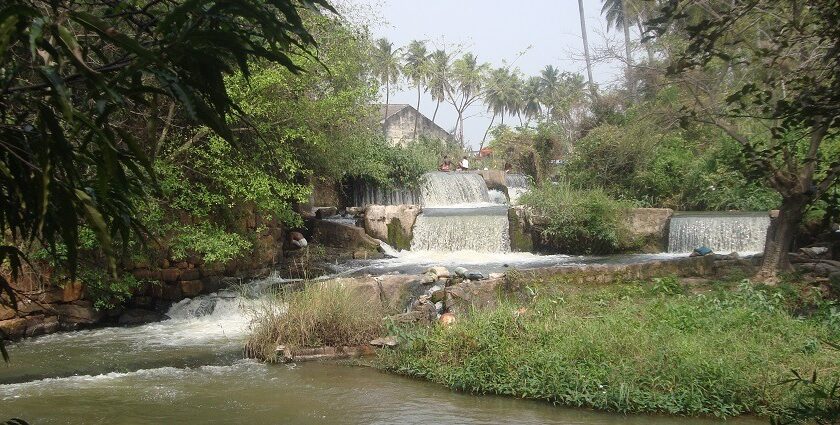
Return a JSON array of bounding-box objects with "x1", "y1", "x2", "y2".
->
[{"x1": 1, "y1": 286, "x2": 763, "y2": 424}]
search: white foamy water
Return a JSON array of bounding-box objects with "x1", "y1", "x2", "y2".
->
[
  {"x1": 668, "y1": 213, "x2": 771, "y2": 253},
  {"x1": 420, "y1": 172, "x2": 490, "y2": 207}
]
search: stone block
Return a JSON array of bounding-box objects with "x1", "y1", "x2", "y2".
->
[
  {"x1": 180, "y1": 280, "x2": 204, "y2": 297},
  {"x1": 161, "y1": 284, "x2": 183, "y2": 301},
  {"x1": 161, "y1": 268, "x2": 181, "y2": 282},
  {"x1": 179, "y1": 269, "x2": 200, "y2": 281},
  {"x1": 364, "y1": 205, "x2": 420, "y2": 250},
  {"x1": 63, "y1": 280, "x2": 84, "y2": 302},
  {"x1": 54, "y1": 302, "x2": 103, "y2": 324},
  {"x1": 118, "y1": 309, "x2": 163, "y2": 326}
]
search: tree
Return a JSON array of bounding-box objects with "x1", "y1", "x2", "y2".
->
[
  {"x1": 402, "y1": 40, "x2": 430, "y2": 141},
  {"x1": 648, "y1": 0, "x2": 840, "y2": 280},
  {"x1": 577, "y1": 0, "x2": 597, "y2": 97},
  {"x1": 521, "y1": 76, "x2": 543, "y2": 124},
  {"x1": 482, "y1": 67, "x2": 517, "y2": 146},
  {"x1": 427, "y1": 49, "x2": 450, "y2": 124},
  {"x1": 0, "y1": 0, "x2": 334, "y2": 360},
  {"x1": 373, "y1": 38, "x2": 401, "y2": 129},
  {"x1": 446, "y1": 53, "x2": 488, "y2": 146},
  {"x1": 601, "y1": 0, "x2": 635, "y2": 101}
]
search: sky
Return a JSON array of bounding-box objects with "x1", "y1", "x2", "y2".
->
[{"x1": 343, "y1": 0, "x2": 624, "y2": 149}]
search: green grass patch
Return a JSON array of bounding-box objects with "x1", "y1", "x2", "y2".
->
[{"x1": 378, "y1": 279, "x2": 840, "y2": 418}]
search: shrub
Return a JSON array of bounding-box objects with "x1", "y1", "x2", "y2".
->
[
  {"x1": 246, "y1": 282, "x2": 387, "y2": 361},
  {"x1": 521, "y1": 182, "x2": 639, "y2": 254}
]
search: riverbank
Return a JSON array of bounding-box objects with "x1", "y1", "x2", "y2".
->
[{"x1": 376, "y1": 276, "x2": 840, "y2": 419}]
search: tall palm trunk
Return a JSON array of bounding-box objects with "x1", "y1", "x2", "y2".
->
[
  {"x1": 413, "y1": 85, "x2": 421, "y2": 141},
  {"x1": 481, "y1": 113, "x2": 497, "y2": 149},
  {"x1": 578, "y1": 0, "x2": 596, "y2": 97},
  {"x1": 432, "y1": 101, "x2": 441, "y2": 123},
  {"x1": 383, "y1": 78, "x2": 390, "y2": 134},
  {"x1": 621, "y1": 0, "x2": 634, "y2": 102}
]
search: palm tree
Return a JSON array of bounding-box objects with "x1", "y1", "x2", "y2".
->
[
  {"x1": 427, "y1": 49, "x2": 450, "y2": 124},
  {"x1": 539, "y1": 65, "x2": 561, "y2": 118},
  {"x1": 373, "y1": 38, "x2": 401, "y2": 129},
  {"x1": 577, "y1": 0, "x2": 596, "y2": 97},
  {"x1": 601, "y1": 0, "x2": 635, "y2": 100},
  {"x1": 521, "y1": 76, "x2": 543, "y2": 124},
  {"x1": 402, "y1": 40, "x2": 430, "y2": 141},
  {"x1": 506, "y1": 74, "x2": 525, "y2": 126},
  {"x1": 482, "y1": 67, "x2": 515, "y2": 146},
  {"x1": 447, "y1": 53, "x2": 488, "y2": 146}
]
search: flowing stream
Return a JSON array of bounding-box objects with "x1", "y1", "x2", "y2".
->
[{"x1": 1, "y1": 280, "x2": 761, "y2": 424}]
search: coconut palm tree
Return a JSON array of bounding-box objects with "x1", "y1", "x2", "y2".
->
[
  {"x1": 427, "y1": 49, "x2": 450, "y2": 124},
  {"x1": 373, "y1": 38, "x2": 401, "y2": 129},
  {"x1": 448, "y1": 53, "x2": 488, "y2": 146},
  {"x1": 577, "y1": 0, "x2": 596, "y2": 97},
  {"x1": 482, "y1": 67, "x2": 515, "y2": 146},
  {"x1": 521, "y1": 76, "x2": 543, "y2": 124},
  {"x1": 539, "y1": 65, "x2": 561, "y2": 117},
  {"x1": 402, "y1": 40, "x2": 430, "y2": 141},
  {"x1": 601, "y1": 0, "x2": 635, "y2": 100}
]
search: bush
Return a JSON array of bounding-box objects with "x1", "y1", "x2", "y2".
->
[
  {"x1": 245, "y1": 282, "x2": 387, "y2": 361},
  {"x1": 520, "y1": 182, "x2": 639, "y2": 254},
  {"x1": 378, "y1": 280, "x2": 840, "y2": 418}
]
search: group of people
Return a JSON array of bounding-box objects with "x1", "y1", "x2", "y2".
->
[{"x1": 438, "y1": 155, "x2": 470, "y2": 172}]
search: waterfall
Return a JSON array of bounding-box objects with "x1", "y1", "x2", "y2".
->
[
  {"x1": 410, "y1": 207, "x2": 511, "y2": 252},
  {"x1": 353, "y1": 182, "x2": 420, "y2": 207},
  {"x1": 505, "y1": 173, "x2": 529, "y2": 205},
  {"x1": 420, "y1": 172, "x2": 490, "y2": 207},
  {"x1": 667, "y1": 213, "x2": 771, "y2": 253}
]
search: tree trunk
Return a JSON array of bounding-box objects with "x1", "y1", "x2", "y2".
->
[
  {"x1": 383, "y1": 79, "x2": 390, "y2": 135},
  {"x1": 481, "y1": 113, "x2": 496, "y2": 149},
  {"x1": 414, "y1": 85, "x2": 421, "y2": 141},
  {"x1": 621, "y1": 0, "x2": 634, "y2": 102},
  {"x1": 578, "y1": 0, "x2": 596, "y2": 97},
  {"x1": 432, "y1": 101, "x2": 440, "y2": 123},
  {"x1": 757, "y1": 195, "x2": 806, "y2": 282}
]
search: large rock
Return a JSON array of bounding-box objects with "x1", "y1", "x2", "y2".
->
[
  {"x1": 444, "y1": 278, "x2": 505, "y2": 315},
  {"x1": 0, "y1": 317, "x2": 28, "y2": 339},
  {"x1": 313, "y1": 220, "x2": 381, "y2": 254},
  {"x1": 318, "y1": 277, "x2": 382, "y2": 306},
  {"x1": 376, "y1": 274, "x2": 427, "y2": 311},
  {"x1": 53, "y1": 301, "x2": 103, "y2": 324},
  {"x1": 475, "y1": 170, "x2": 507, "y2": 192},
  {"x1": 0, "y1": 304, "x2": 15, "y2": 321},
  {"x1": 364, "y1": 205, "x2": 421, "y2": 250}
]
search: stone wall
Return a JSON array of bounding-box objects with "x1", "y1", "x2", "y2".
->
[
  {"x1": 624, "y1": 208, "x2": 673, "y2": 253},
  {"x1": 363, "y1": 205, "x2": 421, "y2": 250}
]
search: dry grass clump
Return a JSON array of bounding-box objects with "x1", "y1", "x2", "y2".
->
[{"x1": 246, "y1": 282, "x2": 386, "y2": 361}]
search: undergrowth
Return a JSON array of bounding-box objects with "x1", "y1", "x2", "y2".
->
[{"x1": 377, "y1": 278, "x2": 840, "y2": 418}]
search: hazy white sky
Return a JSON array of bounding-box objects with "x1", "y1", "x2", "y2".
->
[{"x1": 344, "y1": 0, "x2": 623, "y2": 149}]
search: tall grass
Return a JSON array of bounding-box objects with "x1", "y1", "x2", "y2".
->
[
  {"x1": 246, "y1": 282, "x2": 386, "y2": 361},
  {"x1": 378, "y1": 278, "x2": 840, "y2": 418}
]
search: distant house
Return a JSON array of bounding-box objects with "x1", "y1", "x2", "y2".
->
[{"x1": 379, "y1": 104, "x2": 455, "y2": 146}]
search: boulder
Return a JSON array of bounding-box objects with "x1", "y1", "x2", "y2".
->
[
  {"x1": 63, "y1": 280, "x2": 84, "y2": 302},
  {"x1": 25, "y1": 315, "x2": 59, "y2": 337},
  {"x1": 0, "y1": 317, "x2": 28, "y2": 339},
  {"x1": 425, "y1": 266, "x2": 450, "y2": 279},
  {"x1": 54, "y1": 301, "x2": 103, "y2": 324},
  {"x1": 438, "y1": 312, "x2": 456, "y2": 326},
  {"x1": 376, "y1": 274, "x2": 426, "y2": 312},
  {"x1": 624, "y1": 208, "x2": 673, "y2": 253},
  {"x1": 444, "y1": 278, "x2": 505, "y2": 315},
  {"x1": 800, "y1": 246, "x2": 830, "y2": 258},
  {"x1": 315, "y1": 207, "x2": 338, "y2": 219},
  {"x1": 118, "y1": 309, "x2": 164, "y2": 326},
  {"x1": 364, "y1": 205, "x2": 420, "y2": 250},
  {"x1": 313, "y1": 220, "x2": 381, "y2": 254},
  {"x1": 0, "y1": 304, "x2": 15, "y2": 321}
]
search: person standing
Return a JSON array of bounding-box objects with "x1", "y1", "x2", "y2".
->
[{"x1": 459, "y1": 155, "x2": 470, "y2": 170}]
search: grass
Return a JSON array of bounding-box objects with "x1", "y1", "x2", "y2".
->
[
  {"x1": 377, "y1": 277, "x2": 840, "y2": 418},
  {"x1": 245, "y1": 281, "x2": 387, "y2": 361}
]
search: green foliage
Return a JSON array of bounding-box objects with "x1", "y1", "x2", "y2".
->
[
  {"x1": 564, "y1": 106, "x2": 780, "y2": 211},
  {"x1": 379, "y1": 280, "x2": 840, "y2": 418},
  {"x1": 170, "y1": 224, "x2": 252, "y2": 265},
  {"x1": 521, "y1": 182, "x2": 638, "y2": 254}
]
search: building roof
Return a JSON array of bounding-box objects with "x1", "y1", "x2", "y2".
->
[{"x1": 378, "y1": 104, "x2": 411, "y2": 122}]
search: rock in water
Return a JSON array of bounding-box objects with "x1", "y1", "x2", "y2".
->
[
  {"x1": 453, "y1": 267, "x2": 468, "y2": 278},
  {"x1": 800, "y1": 246, "x2": 829, "y2": 258},
  {"x1": 466, "y1": 272, "x2": 484, "y2": 280},
  {"x1": 426, "y1": 266, "x2": 451, "y2": 279}
]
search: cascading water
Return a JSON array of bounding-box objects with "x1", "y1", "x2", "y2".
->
[
  {"x1": 667, "y1": 212, "x2": 771, "y2": 253},
  {"x1": 409, "y1": 172, "x2": 510, "y2": 253},
  {"x1": 411, "y1": 206, "x2": 511, "y2": 252},
  {"x1": 419, "y1": 172, "x2": 490, "y2": 207},
  {"x1": 353, "y1": 182, "x2": 420, "y2": 207},
  {"x1": 505, "y1": 173, "x2": 530, "y2": 205}
]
